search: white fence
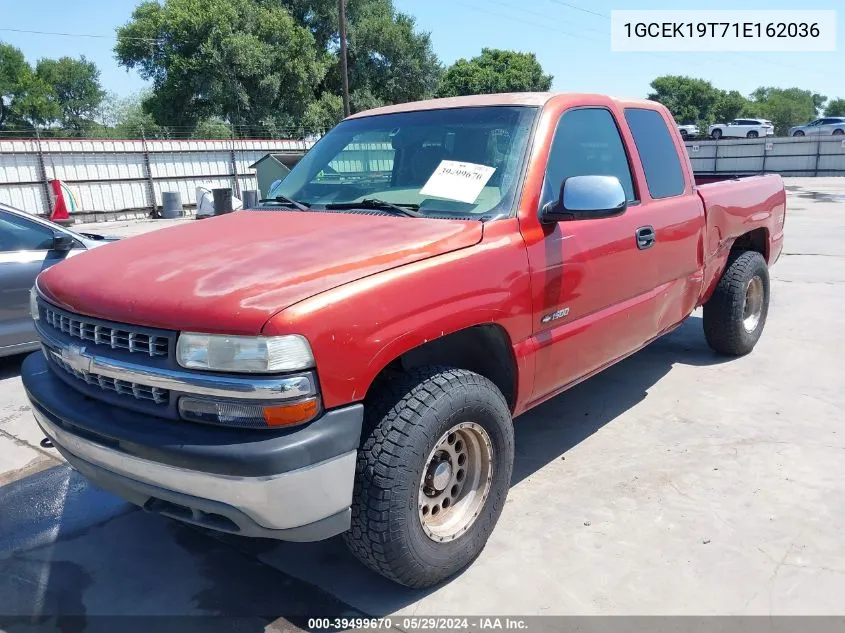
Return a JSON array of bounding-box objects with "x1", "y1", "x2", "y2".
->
[
  {"x1": 0, "y1": 137, "x2": 314, "y2": 216},
  {"x1": 685, "y1": 135, "x2": 845, "y2": 177}
]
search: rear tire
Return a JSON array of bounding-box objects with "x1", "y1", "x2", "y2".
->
[
  {"x1": 833, "y1": 129, "x2": 844, "y2": 136},
  {"x1": 703, "y1": 251, "x2": 770, "y2": 356},
  {"x1": 747, "y1": 131, "x2": 759, "y2": 139},
  {"x1": 344, "y1": 366, "x2": 514, "y2": 588}
]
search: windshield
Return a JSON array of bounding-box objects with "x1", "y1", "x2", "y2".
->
[{"x1": 269, "y1": 106, "x2": 538, "y2": 218}]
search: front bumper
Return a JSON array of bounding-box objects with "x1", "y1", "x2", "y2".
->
[{"x1": 22, "y1": 351, "x2": 363, "y2": 541}]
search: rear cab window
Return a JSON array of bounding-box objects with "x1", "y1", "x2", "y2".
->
[{"x1": 624, "y1": 108, "x2": 686, "y2": 199}]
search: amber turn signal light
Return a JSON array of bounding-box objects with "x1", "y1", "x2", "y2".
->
[{"x1": 263, "y1": 397, "x2": 320, "y2": 427}]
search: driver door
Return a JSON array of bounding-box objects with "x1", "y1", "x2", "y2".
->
[{"x1": 527, "y1": 107, "x2": 660, "y2": 400}]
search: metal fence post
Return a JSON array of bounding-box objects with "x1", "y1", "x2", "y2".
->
[
  {"x1": 229, "y1": 126, "x2": 241, "y2": 199},
  {"x1": 713, "y1": 141, "x2": 719, "y2": 174},
  {"x1": 34, "y1": 128, "x2": 54, "y2": 215},
  {"x1": 761, "y1": 138, "x2": 768, "y2": 174},
  {"x1": 814, "y1": 138, "x2": 822, "y2": 177},
  {"x1": 141, "y1": 134, "x2": 157, "y2": 213}
]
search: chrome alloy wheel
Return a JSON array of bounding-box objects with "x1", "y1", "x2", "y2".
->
[
  {"x1": 418, "y1": 422, "x2": 493, "y2": 542},
  {"x1": 743, "y1": 276, "x2": 765, "y2": 332}
]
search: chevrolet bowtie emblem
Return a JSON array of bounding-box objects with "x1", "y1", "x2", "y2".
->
[{"x1": 60, "y1": 344, "x2": 93, "y2": 373}]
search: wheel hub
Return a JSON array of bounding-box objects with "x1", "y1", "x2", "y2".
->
[
  {"x1": 743, "y1": 275, "x2": 764, "y2": 332},
  {"x1": 429, "y1": 460, "x2": 452, "y2": 491},
  {"x1": 418, "y1": 422, "x2": 493, "y2": 543}
]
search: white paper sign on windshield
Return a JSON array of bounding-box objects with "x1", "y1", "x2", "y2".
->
[{"x1": 419, "y1": 160, "x2": 496, "y2": 204}]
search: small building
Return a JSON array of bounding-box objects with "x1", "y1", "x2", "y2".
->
[{"x1": 249, "y1": 153, "x2": 304, "y2": 199}]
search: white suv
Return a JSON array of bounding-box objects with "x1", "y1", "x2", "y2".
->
[{"x1": 708, "y1": 119, "x2": 774, "y2": 139}]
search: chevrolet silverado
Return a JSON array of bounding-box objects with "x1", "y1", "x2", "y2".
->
[{"x1": 22, "y1": 93, "x2": 785, "y2": 588}]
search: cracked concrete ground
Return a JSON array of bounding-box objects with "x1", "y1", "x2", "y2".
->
[{"x1": 1, "y1": 177, "x2": 844, "y2": 622}]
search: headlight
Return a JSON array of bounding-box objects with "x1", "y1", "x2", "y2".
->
[
  {"x1": 176, "y1": 333, "x2": 314, "y2": 373},
  {"x1": 29, "y1": 287, "x2": 40, "y2": 322}
]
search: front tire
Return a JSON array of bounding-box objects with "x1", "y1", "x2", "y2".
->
[
  {"x1": 703, "y1": 251, "x2": 770, "y2": 356},
  {"x1": 344, "y1": 366, "x2": 514, "y2": 588},
  {"x1": 793, "y1": 130, "x2": 805, "y2": 137},
  {"x1": 711, "y1": 129, "x2": 723, "y2": 140}
]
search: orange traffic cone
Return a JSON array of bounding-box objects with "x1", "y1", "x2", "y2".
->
[{"x1": 49, "y1": 179, "x2": 73, "y2": 225}]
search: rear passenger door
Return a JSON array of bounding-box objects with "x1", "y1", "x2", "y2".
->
[{"x1": 623, "y1": 108, "x2": 706, "y2": 331}]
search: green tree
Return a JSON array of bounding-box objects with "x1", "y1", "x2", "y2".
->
[
  {"x1": 346, "y1": 1, "x2": 441, "y2": 105},
  {"x1": 437, "y1": 48, "x2": 552, "y2": 97},
  {"x1": 0, "y1": 43, "x2": 59, "y2": 130},
  {"x1": 99, "y1": 91, "x2": 168, "y2": 138},
  {"x1": 824, "y1": 98, "x2": 845, "y2": 117},
  {"x1": 303, "y1": 92, "x2": 344, "y2": 133},
  {"x1": 712, "y1": 90, "x2": 747, "y2": 123},
  {"x1": 36, "y1": 56, "x2": 105, "y2": 134},
  {"x1": 647, "y1": 75, "x2": 723, "y2": 126},
  {"x1": 115, "y1": 0, "x2": 326, "y2": 130},
  {"x1": 747, "y1": 87, "x2": 825, "y2": 135},
  {"x1": 278, "y1": 0, "x2": 441, "y2": 108},
  {"x1": 192, "y1": 118, "x2": 233, "y2": 138}
]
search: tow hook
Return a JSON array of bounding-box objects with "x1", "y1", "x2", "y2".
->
[{"x1": 40, "y1": 437, "x2": 54, "y2": 449}]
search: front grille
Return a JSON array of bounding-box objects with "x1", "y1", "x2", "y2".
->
[
  {"x1": 41, "y1": 304, "x2": 169, "y2": 357},
  {"x1": 51, "y1": 354, "x2": 170, "y2": 405}
]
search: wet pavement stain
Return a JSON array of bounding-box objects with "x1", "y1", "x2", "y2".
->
[
  {"x1": 169, "y1": 523, "x2": 362, "y2": 622},
  {"x1": 799, "y1": 192, "x2": 845, "y2": 203}
]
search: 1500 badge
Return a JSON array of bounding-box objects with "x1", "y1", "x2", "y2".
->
[{"x1": 541, "y1": 307, "x2": 570, "y2": 324}]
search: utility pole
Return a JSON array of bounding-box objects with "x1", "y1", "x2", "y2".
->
[{"x1": 338, "y1": 0, "x2": 351, "y2": 117}]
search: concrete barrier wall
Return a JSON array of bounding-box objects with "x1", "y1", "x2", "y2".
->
[{"x1": 685, "y1": 136, "x2": 845, "y2": 177}]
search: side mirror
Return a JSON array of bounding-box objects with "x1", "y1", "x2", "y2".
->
[
  {"x1": 541, "y1": 175, "x2": 627, "y2": 224},
  {"x1": 51, "y1": 232, "x2": 75, "y2": 252}
]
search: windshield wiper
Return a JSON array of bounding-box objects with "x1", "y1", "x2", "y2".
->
[
  {"x1": 260, "y1": 195, "x2": 311, "y2": 212},
  {"x1": 325, "y1": 198, "x2": 422, "y2": 218}
]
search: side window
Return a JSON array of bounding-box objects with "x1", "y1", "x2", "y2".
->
[
  {"x1": 543, "y1": 108, "x2": 636, "y2": 206},
  {"x1": 624, "y1": 108, "x2": 686, "y2": 200},
  {"x1": 0, "y1": 211, "x2": 55, "y2": 252}
]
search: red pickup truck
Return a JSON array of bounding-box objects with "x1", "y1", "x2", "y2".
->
[{"x1": 22, "y1": 93, "x2": 785, "y2": 588}]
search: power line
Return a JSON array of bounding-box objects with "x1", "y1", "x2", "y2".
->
[
  {"x1": 0, "y1": 27, "x2": 163, "y2": 44},
  {"x1": 452, "y1": 0, "x2": 717, "y2": 74}
]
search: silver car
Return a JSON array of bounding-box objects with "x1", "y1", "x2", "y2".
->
[
  {"x1": 789, "y1": 117, "x2": 845, "y2": 137},
  {"x1": 0, "y1": 202, "x2": 117, "y2": 358}
]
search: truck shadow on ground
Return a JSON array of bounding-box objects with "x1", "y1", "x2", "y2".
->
[
  {"x1": 0, "y1": 315, "x2": 730, "y2": 625},
  {"x1": 0, "y1": 353, "x2": 26, "y2": 380}
]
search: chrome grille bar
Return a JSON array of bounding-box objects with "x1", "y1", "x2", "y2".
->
[{"x1": 40, "y1": 303, "x2": 169, "y2": 357}]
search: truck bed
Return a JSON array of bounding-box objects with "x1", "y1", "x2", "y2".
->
[{"x1": 696, "y1": 174, "x2": 786, "y2": 303}]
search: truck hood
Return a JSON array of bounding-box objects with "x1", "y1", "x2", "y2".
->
[{"x1": 38, "y1": 211, "x2": 483, "y2": 334}]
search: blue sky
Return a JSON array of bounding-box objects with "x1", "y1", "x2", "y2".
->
[{"x1": 2, "y1": 0, "x2": 843, "y2": 103}]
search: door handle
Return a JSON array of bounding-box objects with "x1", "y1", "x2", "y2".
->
[{"x1": 635, "y1": 226, "x2": 656, "y2": 250}]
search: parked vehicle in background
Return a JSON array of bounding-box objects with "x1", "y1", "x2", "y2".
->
[
  {"x1": 677, "y1": 123, "x2": 699, "y2": 139},
  {"x1": 22, "y1": 93, "x2": 786, "y2": 589},
  {"x1": 789, "y1": 117, "x2": 845, "y2": 137},
  {"x1": 709, "y1": 119, "x2": 774, "y2": 139},
  {"x1": 0, "y1": 202, "x2": 117, "y2": 358}
]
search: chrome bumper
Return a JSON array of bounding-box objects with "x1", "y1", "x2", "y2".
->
[{"x1": 35, "y1": 408, "x2": 357, "y2": 536}]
